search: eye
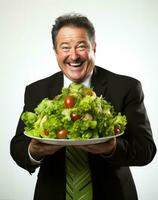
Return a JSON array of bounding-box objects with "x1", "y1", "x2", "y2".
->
[
  {"x1": 61, "y1": 45, "x2": 71, "y2": 52},
  {"x1": 77, "y1": 44, "x2": 88, "y2": 51}
]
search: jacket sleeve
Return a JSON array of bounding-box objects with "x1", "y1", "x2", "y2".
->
[
  {"x1": 10, "y1": 86, "x2": 40, "y2": 174},
  {"x1": 103, "y1": 80, "x2": 156, "y2": 166}
]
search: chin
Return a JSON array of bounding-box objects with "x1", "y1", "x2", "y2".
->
[
  {"x1": 68, "y1": 72, "x2": 84, "y2": 81},
  {"x1": 68, "y1": 75, "x2": 83, "y2": 82}
]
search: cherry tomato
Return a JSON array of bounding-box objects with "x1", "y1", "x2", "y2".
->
[
  {"x1": 114, "y1": 127, "x2": 121, "y2": 135},
  {"x1": 64, "y1": 96, "x2": 75, "y2": 108},
  {"x1": 43, "y1": 128, "x2": 49, "y2": 136},
  {"x1": 57, "y1": 129, "x2": 68, "y2": 139},
  {"x1": 71, "y1": 113, "x2": 81, "y2": 121}
]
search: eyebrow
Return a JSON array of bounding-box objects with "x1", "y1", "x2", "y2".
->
[
  {"x1": 59, "y1": 41, "x2": 88, "y2": 46},
  {"x1": 59, "y1": 42, "x2": 69, "y2": 47}
]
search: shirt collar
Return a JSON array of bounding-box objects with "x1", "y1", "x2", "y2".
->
[{"x1": 64, "y1": 72, "x2": 93, "y2": 88}]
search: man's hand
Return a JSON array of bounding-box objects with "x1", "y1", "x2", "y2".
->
[
  {"x1": 29, "y1": 139, "x2": 64, "y2": 160},
  {"x1": 77, "y1": 138, "x2": 116, "y2": 155}
]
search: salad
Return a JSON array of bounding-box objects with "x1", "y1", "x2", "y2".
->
[{"x1": 22, "y1": 83, "x2": 127, "y2": 140}]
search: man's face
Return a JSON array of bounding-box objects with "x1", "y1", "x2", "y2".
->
[{"x1": 55, "y1": 26, "x2": 96, "y2": 82}]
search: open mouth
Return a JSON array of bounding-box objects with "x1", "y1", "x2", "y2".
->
[
  {"x1": 65, "y1": 59, "x2": 85, "y2": 69},
  {"x1": 68, "y1": 62, "x2": 84, "y2": 67}
]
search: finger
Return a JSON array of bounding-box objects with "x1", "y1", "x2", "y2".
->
[{"x1": 29, "y1": 139, "x2": 64, "y2": 157}]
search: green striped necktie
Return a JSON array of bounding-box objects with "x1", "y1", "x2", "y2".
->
[{"x1": 66, "y1": 146, "x2": 93, "y2": 200}]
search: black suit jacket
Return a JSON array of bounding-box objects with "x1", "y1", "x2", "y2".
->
[{"x1": 10, "y1": 66, "x2": 156, "y2": 200}]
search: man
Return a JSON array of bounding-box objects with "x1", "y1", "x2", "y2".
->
[{"x1": 10, "y1": 13, "x2": 156, "y2": 200}]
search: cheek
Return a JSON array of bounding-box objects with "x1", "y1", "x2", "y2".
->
[
  {"x1": 89, "y1": 51, "x2": 95, "y2": 61},
  {"x1": 56, "y1": 53, "x2": 67, "y2": 63},
  {"x1": 83, "y1": 49, "x2": 95, "y2": 59},
  {"x1": 79, "y1": 52, "x2": 90, "y2": 61}
]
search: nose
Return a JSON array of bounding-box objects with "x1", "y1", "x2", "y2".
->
[{"x1": 69, "y1": 48, "x2": 79, "y2": 60}]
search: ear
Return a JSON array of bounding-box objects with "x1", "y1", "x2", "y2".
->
[{"x1": 93, "y1": 42, "x2": 96, "y2": 53}]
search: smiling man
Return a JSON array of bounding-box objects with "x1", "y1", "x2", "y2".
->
[
  {"x1": 10, "y1": 13, "x2": 156, "y2": 200},
  {"x1": 53, "y1": 19, "x2": 96, "y2": 83}
]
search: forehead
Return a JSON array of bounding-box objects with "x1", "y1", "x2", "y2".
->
[{"x1": 56, "y1": 26, "x2": 90, "y2": 44}]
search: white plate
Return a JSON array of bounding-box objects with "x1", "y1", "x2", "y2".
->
[{"x1": 24, "y1": 132, "x2": 123, "y2": 145}]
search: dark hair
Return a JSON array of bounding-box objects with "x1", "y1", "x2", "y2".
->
[{"x1": 51, "y1": 13, "x2": 95, "y2": 49}]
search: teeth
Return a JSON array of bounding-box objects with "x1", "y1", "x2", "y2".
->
[{"x1": 69, "y1": 63, "x2": 81, "y2": 66}]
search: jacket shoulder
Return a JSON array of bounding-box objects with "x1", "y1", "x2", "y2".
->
[
  {"x1": 26, "y1": 71, "x2": 62, "y2": 89},
  {"x1": 24, "y1": 71, "x2": 63, "y2": 105},
  {"x1": 95, "y1": 66, "x2": 141, "y2": 87}
]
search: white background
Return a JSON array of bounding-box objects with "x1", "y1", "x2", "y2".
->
[{"x1": 0, "y1": 0, "x2": 158, "y2": 199}]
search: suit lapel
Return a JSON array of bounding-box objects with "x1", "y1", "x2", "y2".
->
[
  {"x1": 91, "y1": 66, "x2": 108, "y2": 97},
  {"x1": 48, "y1": 71, "x2": 64, "y2": 98}
]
